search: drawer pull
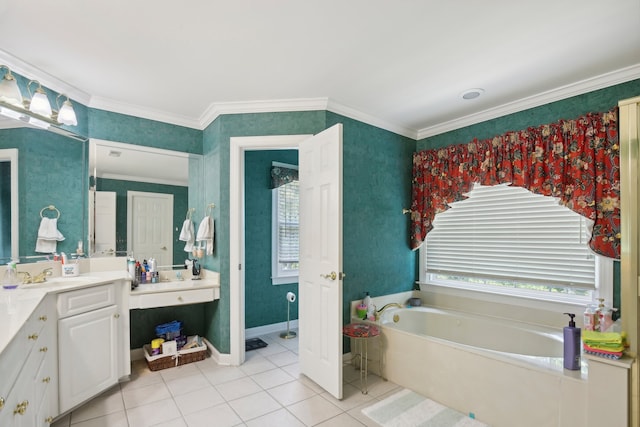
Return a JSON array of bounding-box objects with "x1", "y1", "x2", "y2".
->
[
  {"x1": 28, "y1": 333, "x2": 39, "y2": 340},
  {"x1": 45, "y1": 416, "x2": 54, "y2": 423},
  {"x1": 114, "y1": 313, "x2": 120, "y2": 319},
  {"x1": 178, "y1": 296, "x2": 184, "y2": 302},
  {"x1": 13, "y1": 400, "x2": 28, "y2": 415},
  {"x1": 42, "y1": 376, "x2": 51, "y2": 383},
  {"x1": 40, "y1": 346, "x2": 48, "y2": 352},
  {"x1": 39, "y1": 315, "x2": 48, "y2": 321}
]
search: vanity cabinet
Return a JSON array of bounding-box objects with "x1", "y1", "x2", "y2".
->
[
  {"x1": 57, "y1": 282, "x2": 127, "y2": 413},
  {"x1": 0, "y1": 294, "x2": 57, "y2": 427}
]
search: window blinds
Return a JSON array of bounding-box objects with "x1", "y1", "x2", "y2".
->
[
  {"x1": 277, "y1": 181, "x2": 299, "y2": 266},
  {"x1": 426, "y1": 183, "x2": 595, "y2": 289}
]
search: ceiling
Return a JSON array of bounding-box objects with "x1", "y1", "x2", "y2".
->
[{"x1": 1, "y1": 1, "x2": 639, "y2": 139}]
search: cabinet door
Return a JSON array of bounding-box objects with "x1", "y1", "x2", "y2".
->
[{"x1": 58, "y1": 305, "x2": 118, "y2": 413}]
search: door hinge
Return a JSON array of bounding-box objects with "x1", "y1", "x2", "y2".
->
[{"x1": 239, "y1": 264, "x2": 242, "y2": 270}]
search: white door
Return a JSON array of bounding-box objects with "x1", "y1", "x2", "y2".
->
[
  {"x1": 298, "y1": 124, "x2": 344, "y2": 399},
  {"x1": 93, "y1": 191, "x2": 117, "y2": 257},
  {"x1": 127, "y1": 191, "x2": 173, "y2": 265}
]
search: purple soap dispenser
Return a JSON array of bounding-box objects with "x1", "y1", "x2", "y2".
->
[{"x1": 563, "y1": 313, "x2": 581, "y2": 370}]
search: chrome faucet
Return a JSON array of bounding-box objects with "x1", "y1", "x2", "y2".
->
[
  {"x1": 33, "y1": 268, "x2": 53, "y2": 283},
  {"x1": 375, "y1": 302, "x2": 402, "y2": 320}
]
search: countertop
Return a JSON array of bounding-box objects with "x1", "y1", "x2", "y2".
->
[{"x1": 0, "y1": 270, "x2": 220, "y2": 355}]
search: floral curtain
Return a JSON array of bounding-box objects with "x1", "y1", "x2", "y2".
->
[
  {"x1": 271, "y1": 165, "x2": 299, "y2": 189},
  {"x1": 410, "y1": 107, "x2": 620, "y2": 259}
]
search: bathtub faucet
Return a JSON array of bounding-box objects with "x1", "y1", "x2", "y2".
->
[{"x1": 375, "y1": 302, "x2": 402, "y2": 320}]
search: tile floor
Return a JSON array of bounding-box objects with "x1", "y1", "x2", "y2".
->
[{"x1": 51, "y1": 330, "x2": 400, "y2": 427}]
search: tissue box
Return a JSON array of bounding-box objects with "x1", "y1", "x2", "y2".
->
[{"x1": 61, "y1": 263, "x2": 79, "y2": 277}]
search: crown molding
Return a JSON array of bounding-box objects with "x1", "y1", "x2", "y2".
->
[
  {"x1": 0, "y1": 49, "x2": 92, "y2": 105},
  {"x1": 198, "y1": 97, "x2": 330, "y2": 128},
  {"x1": 416, "y1": 63, "x2": 640, "y2": 140},
  {"x1": 325, "y1": 100, "x2": 417, "y2": 140}
]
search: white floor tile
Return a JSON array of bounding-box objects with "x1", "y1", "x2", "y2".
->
[
  {"x1": 245, "y1": 408, "x2": 305, "y2": 427},
  {"x1": 200, "y1": 364, "x2": 248, "y2": 386},
  {"x1": 239, "y1": 354, "x2": 277, "y2": 376},
  {"x1": 251, "y1": 367, "x2": 295, "y2": 389},
  {"x1": 215, "y1": 376, "x2": 262, "y2": 401},
  {"x1": 281, "y1": 362, "x2": 301, "y2": 379},
  {"x1": 153, "y1": 417, "x2": 188, "y2": 427},
  {"x1": 122, "y1": 381, "x2": 172, "y2": 409},
  {"x1": 254, "y1": 341, "x2": 288, "y2": 356},
  {"x1": 159, "y1": 363, "x2": 202, "y2": 382},
  {"x1": 125, "y1": 398, "x2": 182, "y2": 427},
  {"x1": 320, "y1": 383, "x2": 375, "y2": 412},
  {"x1": 183, "y1": 403, "x2": 242, "y2": 427},
  {"x1": 287, "y1": 395, "x2": 343, "y2": 426},
  {"x1": 70, "y1": 385, "x2": 124, "y2": 423},
  {"x1": 165, "y1": 373, "x2": 212, "y2": 397},
  {"x1": 315, "y1": 412, "x2": 367, "y2": 427},
  {"x1": 71, "y1": 410, "x2": 129, "y2": 427},
  {"x1": 267, "y1": 350, "x2": 298, "y2": 367},
  {"x1": 173, "y1": 385, "x2": 225, "y2": 416},
  {"x1": 267, "y1": 380, "x2": 318, "y2": 406},
  {"x1": 228, "y1": 390, "x2": 282, "y2": 421},
  {"x1": 347, "y1": 402, "x2": 383, "y2": 427}
]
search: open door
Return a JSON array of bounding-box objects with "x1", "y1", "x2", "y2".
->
[
  {"x1": 127, "y1": 191, "x2": 174, "y2": 265},
  {"x1": 298, "y1": 124, "x2": 344, "y2": 400}
]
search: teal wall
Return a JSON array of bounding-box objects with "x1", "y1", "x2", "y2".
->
[
  {"x1": 95, "y1": 178, "x2": 188, "y2": 265},
  {"x1": 201, "y1": 111, "x2": 416, "y2": 353},
  {"x1": 0, "y1": 128, "x2": 86, "y2": 258},
  {"x1": 0, "y1": 161, "x2": 11, "y2": 258},
  {"x1": 244, "y1": 150, "x2": 299, "y2": 328}
]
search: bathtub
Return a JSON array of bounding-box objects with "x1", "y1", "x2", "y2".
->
[{"x1": 376, "y1": 306, "x2": 587, "y2": 427}]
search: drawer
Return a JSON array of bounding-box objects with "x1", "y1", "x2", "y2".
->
[
  {"x1": 58, "y1": 283, "x2": 116, "y2": 318},
  {"x1": 129, "y1": 288, "x2": 215, "y2": 309},
  {"x1": 34, "y1": 332, "x2": 56, "y2": 407}
]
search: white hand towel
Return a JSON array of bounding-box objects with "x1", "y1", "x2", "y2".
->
[
  {"x1": 196, "y1": 216, "x2": 214, "y2": 256},
  {"x1": 36, "y1": 217, "x2": 65, "y2": 253},
  {"x1": 179, "y1": 219, "x2": 195, "y2": 252}
]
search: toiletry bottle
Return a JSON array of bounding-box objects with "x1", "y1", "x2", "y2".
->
[
  {"x1": 563, "y1": 313, "x2": 581, "y2": 370},
  {"x1": 2, "y1": 261, "x2": 19, "y2": 290},
  {"x1": 363, "y1": 292, "x2": 371, "y2": 311},
  {"x1": 583, "y1": 303, "x2": 597, "y2": 331}
]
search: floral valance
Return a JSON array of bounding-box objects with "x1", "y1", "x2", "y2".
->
[
  {"x1": 410, "y1": 107, "x2": 620, "y2": 259},
  {"x1": 270, "y1": 165, "x2": 298, "y2": 189}
]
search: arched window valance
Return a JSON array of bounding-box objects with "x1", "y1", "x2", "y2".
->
[{"x1": 410, "y1": 107, "x2": 620, "y2": 259}]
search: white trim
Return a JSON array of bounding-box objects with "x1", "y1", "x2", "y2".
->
[
  {"x1": 230, "y1": 134, "x2": 310, "y2": 366},
  {"x1": 245, "y1": 320, "x2": 299, "y2": 339},
  {"x1": 326, "y1": 99, "x2": 417, "y2": 139},
  {"x1": 0, "y1": 149, "x2": 19, "y2": 259},
  {"x1": 417, "y1": 63, "x2": 640, "y2": 139}
]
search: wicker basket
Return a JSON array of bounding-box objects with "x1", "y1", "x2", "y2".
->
[{"x1": 144, "y1": 342, "x2": 207, "y2": 371}]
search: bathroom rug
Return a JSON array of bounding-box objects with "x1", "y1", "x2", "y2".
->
[
  {"x1": 245, "y1": 337, "x2": 268, "y2": 351},
  {"x1": 362, "y1": 388, "x2": 489, "y2": 427}
]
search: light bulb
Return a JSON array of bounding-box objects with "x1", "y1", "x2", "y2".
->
[
  {"x1": 57, "y1": 99, "x2": 78, "y2": 126},
  {"x1": 29, "y1": 88, "x2": 52, "y2": 118}
]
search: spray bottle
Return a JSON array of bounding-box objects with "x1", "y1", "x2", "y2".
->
[{"x1": 563, "y1": 313, "x2": 581, "y2": 370}]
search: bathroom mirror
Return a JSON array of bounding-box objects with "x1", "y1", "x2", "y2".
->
[
  {"x1": 89, "y1": 139, "x2": 203, "y2": 266},
  {"x1": 0, "y1": 119, "x2": 88, "y2": 263},
  {"x1": 0, "y1": 148, "x2": 18, "y2": 260}
]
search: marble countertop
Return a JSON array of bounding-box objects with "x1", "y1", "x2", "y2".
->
[{"x1": 131, "y1": 276, "x2": 219, "y2": 295}]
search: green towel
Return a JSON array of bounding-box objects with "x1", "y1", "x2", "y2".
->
[{"x1": 582, "y1": 331, "x2": 623, "y2": 344}]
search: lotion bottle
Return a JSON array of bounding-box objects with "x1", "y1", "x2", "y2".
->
[{"x1": 563, "y1": 313, "x2": 581, "y2": 370}]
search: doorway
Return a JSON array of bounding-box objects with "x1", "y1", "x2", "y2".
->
[{"x1": 127, "y1": 190, "x2": 174, "y2": 266}]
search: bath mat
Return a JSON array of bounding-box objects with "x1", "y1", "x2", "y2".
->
[
  {"x1": 362, "y1": 388, "x2": 488, "y2": 427},
  {"x1": 245, "y1": 337, "x2": 268, "y2": 352}
]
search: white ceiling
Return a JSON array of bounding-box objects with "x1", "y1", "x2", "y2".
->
[{"x1": 1, "y1": 0, "x2": 639, "y2": 139}]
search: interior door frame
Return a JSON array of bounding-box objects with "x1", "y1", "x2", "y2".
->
[
  {"x1": 126, "y1": 190, "x2": 174, "y2": 265},
  {"x1": 229, "y1": 134, "x2": 311, "y2": 366}
]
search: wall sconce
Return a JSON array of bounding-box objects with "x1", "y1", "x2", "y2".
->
[{"x1": 0, "y1": 65, "x2": 78, "y2": 129}]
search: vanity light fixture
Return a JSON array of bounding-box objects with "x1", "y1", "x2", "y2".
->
[
  {"x1": 0, "y1": 66, "x2": 23, "y2": 106},
  {"x1": 56, "y1": 94, "x2": 78, "y2": 126},
  {"x1": 27, "y1": 80, "x2": 53, "y2": 118},
  {"x1": 0, "y1": 65, "x2": 79, "y2": 130}
]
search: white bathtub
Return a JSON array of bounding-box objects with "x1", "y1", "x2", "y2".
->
[{"x1": 376, "y1": 306, "x2": 587, "y2": 427}]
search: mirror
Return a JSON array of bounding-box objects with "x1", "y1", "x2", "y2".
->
[
  {"x1": 0, "y1": 121, "x2": 87, "y2": 263},
  {"x1": 0, "y1": 148, "x2": 18, "y2": 260},
  {"x1": 89, "y1": 139, "x2": 203, "y2": 266}
]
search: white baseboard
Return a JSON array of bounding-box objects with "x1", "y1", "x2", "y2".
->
[{"x1": 245, "y1": 320, "x2": 299, "y2": 339}]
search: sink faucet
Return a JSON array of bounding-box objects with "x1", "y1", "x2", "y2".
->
[
  {"x1": 33, "y1": 268, "x2": 53, "y2": 283},
  {"x1": 17, "y1": 271, "x2": 32, "y2": 284},
  {"x1": 375, "y1": 302, "x2": 402, "y2": 320}
]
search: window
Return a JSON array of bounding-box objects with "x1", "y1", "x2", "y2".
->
[
  {"x1": 272, "y1": 170, "x2": 299, "y2": 285},
  {"x1": 420, "y1": 183, "x2": 612, "y2": 304}
]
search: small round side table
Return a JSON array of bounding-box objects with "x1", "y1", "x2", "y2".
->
[{"x1": 343, "y1": 322, "x2": 381, "y2": 394}]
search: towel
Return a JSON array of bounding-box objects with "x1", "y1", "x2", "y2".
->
[
  {"x1": 35, "y1": 217, "x2": 65, "y2": 253},
  {"x1": 196, "y1": 216, "x2": 214, "y2": 256},
  {"x1": 179, "y1": 219, "x2": 195, "y2": 252}
]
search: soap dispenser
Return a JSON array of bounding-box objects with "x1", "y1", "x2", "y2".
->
[{"x1": 563, "y1": 313, "x2": 581, "y2": 370}]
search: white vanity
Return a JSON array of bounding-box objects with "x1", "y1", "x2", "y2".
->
[{"x1": 0, "y1": 267, "x2": 220, "y2": 426}]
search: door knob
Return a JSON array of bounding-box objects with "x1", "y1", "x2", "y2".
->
[
  {"x1": 320, "y1": 271, "x2": 345, "y2": 280},
  {"x1": 161, "y1": 246, "x2": 167, "y2": 250}
]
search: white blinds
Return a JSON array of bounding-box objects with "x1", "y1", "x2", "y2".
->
[
  {"x1": 276, "y1": 180, "x2": 299, "y2": 266},
  {"x1": 426, "y1": 183, "x2": 595, "y2": 289}
]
